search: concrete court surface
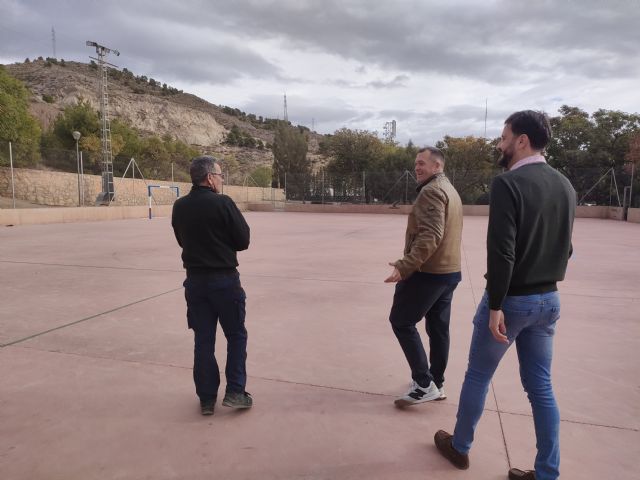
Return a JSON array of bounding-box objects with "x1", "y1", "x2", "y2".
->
[{"x1": 0, "y1": 212, "x2": 638, "y2": 480}]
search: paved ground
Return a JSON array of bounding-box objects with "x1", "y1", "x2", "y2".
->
[{"x1": 0, "y1": 212, "x2": 638, "y2": 480}]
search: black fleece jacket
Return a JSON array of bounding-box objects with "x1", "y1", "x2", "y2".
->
[
  {"x1": 172, "y1": 185, "x2": 250, "y2": 275},
  {"x1": 486, "y1": 163, "x2": 576, "y2": 310}
]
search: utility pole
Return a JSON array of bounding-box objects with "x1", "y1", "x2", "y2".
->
[
  {"x1": 51, "y1": 27, "x2": 56, "y2": 59},
  {"x1": 86, "y1": 40, "x2": 120, "y2": 204}
]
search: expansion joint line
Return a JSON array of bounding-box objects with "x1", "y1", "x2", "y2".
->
[{"x1": 0, "y1": 287, "x2": 182, "y2": 348}]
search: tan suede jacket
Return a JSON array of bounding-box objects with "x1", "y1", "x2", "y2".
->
[{"x1": 394, "y1": 173, "x2": 463, "y2": 279}]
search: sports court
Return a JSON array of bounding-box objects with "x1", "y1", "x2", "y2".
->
[{"x1": 1, "y1": 212, "x2": 638, "y2": 479}]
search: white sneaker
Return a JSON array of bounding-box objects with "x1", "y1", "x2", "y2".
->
[
  {"x1": 394, "y1": 380, "x2": 441, "y2": 407},
  {"x1": 437, "y1": 386, "x2": 447, "y2": 401}
]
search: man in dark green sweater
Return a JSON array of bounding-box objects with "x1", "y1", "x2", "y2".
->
[
  {"x1": 434, "y1": 111, "x2": 575, "y2": 480},
  {"x1": 172, "y1": 156, "x2": 252, "y2": 416}
]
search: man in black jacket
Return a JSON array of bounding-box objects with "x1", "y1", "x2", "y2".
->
[
  {"x1": 434, "y1": 111, "x2": 575, "y2": 480},
  {"x1": 172, "y1": 156, "x2": 252, "y2": 415}
]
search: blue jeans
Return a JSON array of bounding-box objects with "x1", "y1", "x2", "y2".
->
[
  {"x1": 183, "y1": 272, "x2": 247, "y2": 401},
  {"x1": 452, "y1": 291, "x2": 561, "y2": 480}
]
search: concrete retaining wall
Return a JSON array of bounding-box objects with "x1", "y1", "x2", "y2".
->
[{"x1": 627, "y1": 208, "x2": 640, "y2": 223}]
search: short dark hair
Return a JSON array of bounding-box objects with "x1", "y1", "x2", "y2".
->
[
  {"x1": 418, "y1": 146, "x2": 445, "y2": 164},
  {"x1": 190, "y1": 156, "x2": 218, "y2": 185},
  {"x1": 504, "y1": 110, "x2": 552, "y2": 150}
]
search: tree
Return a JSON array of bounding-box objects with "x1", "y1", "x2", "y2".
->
[
  {"x1": 436, "y1": 136, "x2": 498, "y2": 204},
  {"x1": 50, "y1": 98, "x2": 100, "y2": 150},
  {"x1": 249, "y1": 165, "x2": 273, "y2": 187},
  {"x1": 326, "y1": 128, "x2": 383, "y2": 175},
  {"x1": 272, "y1": 122, "x2": 309, "y2": 194},
  {"x1": 546, "y1": 105, "x2": 640, "y2": 205},
  {"x1": 40, "y1": 98, "x2": 101, "y2": 171},
  {"x1": 0, "y1": 66, "x2": 41, "y2": 166}
]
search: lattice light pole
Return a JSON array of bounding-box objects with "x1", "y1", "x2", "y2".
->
[
  {"x1": 86, "y1": 41, "x2": 120, "y2": 204},
  {"x1": 383, "y1": 120, "x2": 397, "y2": 143}
]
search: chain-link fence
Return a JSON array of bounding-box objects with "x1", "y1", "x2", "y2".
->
[
  {"x1": 1, "y1": 140, "x2": 637, "y2": 210},
  {"x1": 281, "y1": 165, "x2": 639, "y2": 208}
]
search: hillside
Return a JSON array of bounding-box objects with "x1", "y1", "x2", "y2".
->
[{"x1": 4, "y1": 58, "x2": 327, "y2": 173}]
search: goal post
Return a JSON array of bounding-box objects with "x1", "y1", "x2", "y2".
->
[{"x1": 147, "y1": 185, "x2": 180, "y2": 219}]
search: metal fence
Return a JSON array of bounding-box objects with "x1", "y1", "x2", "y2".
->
[
  {"x1": 1, "y1": 140, "x2": 637, "y2": 209},
  {"x1": 281, "y1": 164, "x2": 638, "y2": 208}
]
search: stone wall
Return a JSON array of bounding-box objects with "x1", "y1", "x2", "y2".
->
[{"x1": 0, "y1": 167, "x2": 283, "y2": 207}]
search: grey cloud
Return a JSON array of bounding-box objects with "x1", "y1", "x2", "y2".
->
[
  {"x1": 4, "y1": 0, "x2": 638, "y2": 85},
  {"x1": 241, "y1": 94, "x2": 361, "y2": 127},
  {"x1": 367, "y1": 75, "x2": 409, "y2": 89},
  {"x1": 0, "y1": 0, "x2": 281, "y2": 84},
  {"x1": 328, "y1": 74, "x2": 409, "y2": 89},
  {"x1": 169, "y1": 0, "x2": 640, "y2": 83}
]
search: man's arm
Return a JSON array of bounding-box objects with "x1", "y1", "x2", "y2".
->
[
  {"x1": 486, "y1": 176, "x2": 517, "y2": 311},
  {"x1": 171, "y1": 204, "x2": 183, "y2": 248},
  {"x1": 224, "y1": 197, "x2": 250, "y2": 251},
  {"x1": 393, "y1": 187, "x2": 446, "y2": 279}
]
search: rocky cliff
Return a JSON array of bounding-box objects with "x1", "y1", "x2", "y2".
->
[{"x1": 5, "y1": 59, "x2": 327, "y2": 172}]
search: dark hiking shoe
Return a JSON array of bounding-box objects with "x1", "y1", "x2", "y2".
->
[
  {"x1": 200, "y1": 399, "x2": 215, "y2": 416},
  {"x1": 434, "y1": 430, "x2": 469, "y2": 470},
  {"x1": 222, "y1": 391, "x2": 253, "y2": 409},
  {"x1": 508, "y1": 468, "x2": 536, "y2": 479}
]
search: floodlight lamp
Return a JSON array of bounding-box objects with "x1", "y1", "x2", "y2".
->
[{"x1": 72, "y1": 131, "x2": 81, "y2": 141}]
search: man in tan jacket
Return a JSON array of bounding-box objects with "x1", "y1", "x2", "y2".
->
[{"x1": 385, "y1": 146, "x2": 463, "y2": 407}]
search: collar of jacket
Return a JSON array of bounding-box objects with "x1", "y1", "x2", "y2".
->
[
  {"x1": 416, "y1": 172, "x2": 444, "y2": 192},
  {"x1": 190, "y1": 185, "x2": 216, "y2": 193}
]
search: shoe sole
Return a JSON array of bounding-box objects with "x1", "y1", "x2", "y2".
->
[
  {"x1": 394, "y1": 394, "x2": 441, "y2": 407},
  {"x1": 222, "y1": 401, "x2": 252, "y2": 409}
]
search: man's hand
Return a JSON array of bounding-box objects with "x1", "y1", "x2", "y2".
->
[
  {"x1": 489, "y1": 309, "x2": 509, "y2": 344},
  {"x1": 384, "y1": 263, "x2": 402, "y2": 283}
]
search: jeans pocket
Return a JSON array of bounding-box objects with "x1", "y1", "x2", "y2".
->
[
  {"x1": 502, "y1": 297, "x2": 535, "y2": 318},
  {"x1": 543, "y1": 306, "x2": 561, "y2": 334}
]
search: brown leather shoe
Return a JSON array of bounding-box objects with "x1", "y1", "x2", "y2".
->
[
  {"x1": 508, "y1": 468, "x2": 535, "y2": 479},
  {"x1": 434, "y1": 430, "x2": 469, "y2": 470}
]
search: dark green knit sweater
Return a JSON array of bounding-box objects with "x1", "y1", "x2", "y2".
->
[{"x1": 486, "y1": 163, "x2": 576, "y2": 310}]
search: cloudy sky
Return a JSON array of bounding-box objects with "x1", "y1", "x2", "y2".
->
[{"x1": 2, "y1": 0, "x2": 639, "y2": 144}]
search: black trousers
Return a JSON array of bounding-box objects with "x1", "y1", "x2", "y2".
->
[
  {"x1": 389, "y1": 272, "x2": 459, "y2": 388},
  {"x1": 184, "y1": 272, "x2": 247, "y2": 402}
]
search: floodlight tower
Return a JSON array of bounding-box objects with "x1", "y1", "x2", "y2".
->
[
  {"x1": 383, "y1": 120, "x2": 397, "y2": 143},
  {"x1": 86, "y1": 40, "x2": 120, "y2": 203}
]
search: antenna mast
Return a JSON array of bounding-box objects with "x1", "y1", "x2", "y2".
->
[
  {"x1": 51, "y1": 27, "x2": 56, "y2": 58},
  {"x1": 283, "y1": 93, "x2": 288, "y2": 122},
  {"x1": 86, "y1": 40, "x2": 120, "y2": 204},
  {"x1": 484, "y1": 98, "x2": 488, "y2": 138}
]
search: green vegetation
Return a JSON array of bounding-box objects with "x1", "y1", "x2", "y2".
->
[
  {"x1": 248, "y1": 165, "x2": 273, "y2": 187},
  {"x1": 546, "y1": 106, "x2": 640, "y2": 204},
  {"x1": 225, "y1": 125, "x2": 263, "y2": 149},
  {"x1": 38, "y1": 98, "x2": 198, "y2": 180},
  {"x1": 272, "y1": 122, "x2": 309, "y2": 191},
  {"x1": 0, "y1": 66, "x2": 41, "y2": 166}
]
